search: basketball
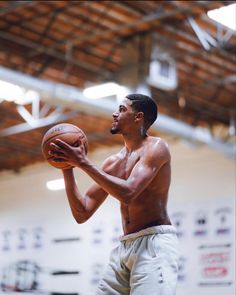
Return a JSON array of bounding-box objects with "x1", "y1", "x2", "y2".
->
[{"x1": 41, "y1": 123, "x2": 88, "y2": 169}]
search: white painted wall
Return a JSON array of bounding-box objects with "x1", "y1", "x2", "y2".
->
[
  {"x1": 169, "y1": 141, "x2": 235, "y2": 203},
  {"x1": 0, "y1": 141, "x2": 235, "y2": 295}
]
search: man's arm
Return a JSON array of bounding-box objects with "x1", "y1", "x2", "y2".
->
[
  {"x1": 80, "y1": 140, "x2": 170, "y2": 204},
  {"x1": 52, "y1": 139, "x2": 170, "y2": 205},
  {"x1": 62, "y1": 158, "x2": 112, "y2": 223}
]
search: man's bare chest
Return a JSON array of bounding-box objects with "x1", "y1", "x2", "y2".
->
[{"x1": 109, "y1": 153, "x2": 141, "y2": 179}]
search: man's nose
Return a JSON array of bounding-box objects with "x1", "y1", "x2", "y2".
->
[{"x1": 113, "y1": 111, "x2": 118, "y2": 118}]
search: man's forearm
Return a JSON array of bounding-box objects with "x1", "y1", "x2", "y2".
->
[
  {"x1": 62, "y1": 169, "x2": 88, "y2": 221},
  {"x1": 79, "y1": 159, "x2": 133, "y2": 204}
]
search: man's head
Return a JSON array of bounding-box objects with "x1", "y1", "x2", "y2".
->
[
  {"x1": 110, "y1": 93, "x2": 158, "y2": 135},
  {"x1": 126, "y1": 93, "x2": 158, "y2": 130}
]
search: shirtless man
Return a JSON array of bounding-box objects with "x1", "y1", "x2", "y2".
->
[{"x1": 49, "y1": 94, "x2": 179, "y2": 295}]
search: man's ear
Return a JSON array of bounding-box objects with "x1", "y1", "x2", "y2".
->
[{"x1": 134, "y1": 112, "x2": 144, "y2": 122}]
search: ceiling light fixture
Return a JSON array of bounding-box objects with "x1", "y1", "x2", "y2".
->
[
  {"x1": 83, "y1": 82, "x2": 121, "y2": 99},
  {"x1": 0, "y1": 79, "x2": 40, "y2": 105},
  {"x1": 207, "y1": 3, "x2": 236, "y2": 31},
  {"x1": 0, "y1": 80, "x2": 24, "y2": 102},
  {"x1": 46, "y1": 178, "x2": 65, "y2": 191}
]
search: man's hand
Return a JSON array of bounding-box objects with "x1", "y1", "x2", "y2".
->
[{"x1": 49, "y1": 138, "x2": 87, "y2": 168}]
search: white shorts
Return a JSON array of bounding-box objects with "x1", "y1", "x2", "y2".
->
[{"x1": 95, "y1": 225, "x2": 179, "y2": 295}]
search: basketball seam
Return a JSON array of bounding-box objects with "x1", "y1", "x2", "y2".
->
[{"x1": 42, "y1": 131, "x2": 85, "y2": 147}]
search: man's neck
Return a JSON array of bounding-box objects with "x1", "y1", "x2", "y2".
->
[{"x1": 123, "y1": 133, "x2": 147, "y2": 153}]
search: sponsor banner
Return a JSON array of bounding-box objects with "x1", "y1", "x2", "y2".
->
[
  {"x1": 0, "y1": 198, "x2": 234, "y2": 295},
  {"x1": 169, "y1": 197, "x2": 235, "y2": 295}
]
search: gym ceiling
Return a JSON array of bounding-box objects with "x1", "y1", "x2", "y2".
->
[{"x1": 0, "y1": 1, "x2": 235, "y2": 172}]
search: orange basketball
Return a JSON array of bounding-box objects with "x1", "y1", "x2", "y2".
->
[{"x1": 41, "y1": 123, "x2": 88, "y2": 169}]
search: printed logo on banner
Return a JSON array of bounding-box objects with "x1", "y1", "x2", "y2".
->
[
  {"x1": 178, "y1": 256, "x2": 187, "y2": 283},
  {"x1": 111, "y1": 224, "x2": 122, "y2": 243},
  {"x1": 1, "y1": 227, "x2": 44, "y2": 252},
  {"x1": 170, "y1": 212, "x2": 186, "y2": 238},
  {"x1": 194, "y1": 210, "x2": 208, "y2": 237},
  {"x1": 91, "y1": 226, "x2": 104, "y2": 245},
  {"x1": 17, "y1": 228, "x2": 27, "y2": 250},
  {"x1": 90, "y1": 263, "x2": 104, "y2": 286},
  {"x1": 202, "y1": 266, "x2": 228, "y2": 278},
  {"x1": 201, "y1": 251, "x2": 230, "y2": 264},
  {"x1": 214, "y1": 207, "x2": 232, "y2": 236},
  {"x1": 32, "y1": 227, "x2": 44, "y2": 249},
  {"x1": 2, "y1": 230, "x2": 11, "y2": 252},
  {"x1": 198, "y1": 244, "x2": 233, "y2": 287}
]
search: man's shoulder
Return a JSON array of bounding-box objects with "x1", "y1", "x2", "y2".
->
[
  {"x1": 147, "y1": 136, "x2": 171, "y2": 159},
  {"x1": 148, "y1": 136, "x2": 169, "y2": 149}
]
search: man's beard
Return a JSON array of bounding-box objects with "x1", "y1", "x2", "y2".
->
[{"x1": 110, "y1": 126, "x2": 119, "y2": 134}]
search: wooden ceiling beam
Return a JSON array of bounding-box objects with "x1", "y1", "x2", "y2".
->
[
  {"x1": 153, "y1": 89, "x2": 229, "y2": 125},
  {"x1": 0, "y1": 2, "x2": 77, "y2": 30},
  {"x1": 0, "y1": 30, "x2": 113, "y2": 77},
  {"x1": 0, "y1": 1, "x2": 37, "y2": 15},
  {"x1": 0, "y1": 42, "x2": 81, "y2": 81},
  {"x1": 18, "y1": 1, "x2": 212, "y2": 59},
  {"x1": 177, "y1": 63, "x2": 236, "y2": 95}
]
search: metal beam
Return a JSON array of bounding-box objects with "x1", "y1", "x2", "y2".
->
[
  {"x1": 202, "y1": 13, "x2": 236, "y2": 43},
  {"x1": 37, "y1": 10, "x2": 61, "y2": 44},
  {"x1": 160, "y1": 23, "x2": 236, "y2": 63},
  {"x1": 124, "y1": 22, "x2": 236, "y2": 72},
  {"x1": 188, "y1": 17, "x2": 218, "y2": 50},
  {"x1": 0, "y1": 66, "x2": 235, "y2": 158},
  {"x1": 221, "y1": 75, "x2": 236, "y2": 84},
  {"x1": 0, "y1": 110, "x2": 78, "y2": 136}
]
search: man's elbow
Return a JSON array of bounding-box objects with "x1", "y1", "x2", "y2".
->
[
  {"x1": 72, "y1": 211, "x2": 89, "y2": 224},
  {"x1": 75, "y1": 217, "x2": 87, "y2": 224}
]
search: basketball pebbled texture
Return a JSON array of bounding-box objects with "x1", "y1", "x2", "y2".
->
[{"x1": 41, "y1": 123, "x2": 88, "y2": 169}]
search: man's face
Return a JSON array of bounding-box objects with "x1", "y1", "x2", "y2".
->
[{"x1": 110, "y1": 98, "x2": 136, "y2": 135}]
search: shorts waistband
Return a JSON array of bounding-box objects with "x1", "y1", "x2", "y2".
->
[{"x1": 120, "y1": 225, "x2": 176, "y2": 242}]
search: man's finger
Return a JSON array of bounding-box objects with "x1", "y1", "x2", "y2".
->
[
  {"x1": 50, "y1": 142, "x2": 63, "y2": 151},
  {"x1": 55, "y1": 139, "x2": 71, "y2": 149},
  {"x1": 52, "y1": 158, "x2": 66, "y2": 162},
  {"x1": 49, "y1": 150, "x2": 65, "y2": 157}
]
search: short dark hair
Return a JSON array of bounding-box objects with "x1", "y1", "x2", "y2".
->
[{"x1": 126, "y1": 93, "x2": 158, "y2": 129}]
